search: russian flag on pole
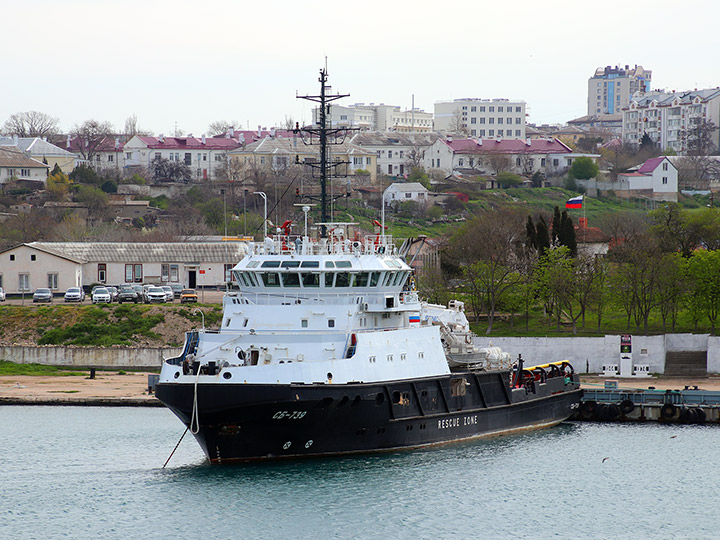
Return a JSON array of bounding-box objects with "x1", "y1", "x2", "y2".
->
[{"x1": 565, "y1": 195, "x2": 583, "y2": 209}]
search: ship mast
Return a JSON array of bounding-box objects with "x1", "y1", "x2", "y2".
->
[{"x1": 295, "y1": 67, "x2": 357, "y2": 237}]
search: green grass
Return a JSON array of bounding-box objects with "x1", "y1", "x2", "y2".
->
[{"x1": 0, "y1": 360, "x2": 85, "y2": 376}]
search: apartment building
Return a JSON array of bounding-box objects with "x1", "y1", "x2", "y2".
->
[
  {"x1": 315, "y1": 103, "x2": 433, "y2": 132},
  {"x1": 588, "y1": 65, "x2": 651, "y2": 115},
  {"x1": 351, "y1": 132, "x2": 441, "y2": 177},
  {"x1": 433, "y1": 99, "x2": 526, "y2": 139},
  {"x1": 622, "y1": 88, "x2": 720, "y2": 154}
]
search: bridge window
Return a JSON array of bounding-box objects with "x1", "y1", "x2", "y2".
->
[
  {"x1": 301, "y1": 273, "x2": 320, "y2": 287},
  {"x1": 336, "y1": 261, "x2": 352, "y2": 268},
  {"x1": 369, "y1": 272, "x2": 380, "y2": 287},
  {"x1": 261, "y1": 261, "x2": 281, "y2": 268},
  {"x1": 281, "y1": 273, "x2": 300, "y2": 287},
  {"x1": 261, "y1": 273, "x2": 280, "y2": 287},
  {"x1": 301, "y1": 261, "x2": 319, "y2": 268},
  {"x1": 335, "y1": 272, "x2": 350, "y2": 287},
  {"x1": 325, "y1": 273, "x2": 334, "y2": 287},
  {"x1": 353, "y1": 272, "x2": 369, "y2": 287},
  {"x1": 281, "y1": 261, "x2": 300, "y2": 268}
]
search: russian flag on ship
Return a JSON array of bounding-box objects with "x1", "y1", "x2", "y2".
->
[
  {"x1": 409, "y1": 315, "x2": 420, "y2": 324},
  {"x1": 565, "y1": 195, "x2": 583, "y2": 209}
]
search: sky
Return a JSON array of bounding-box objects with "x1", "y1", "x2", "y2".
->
[{"x1": 4, "y1": 0, "x2": 720, "y2": 137}]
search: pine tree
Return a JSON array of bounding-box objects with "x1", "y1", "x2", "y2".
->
[
  {"x1": 525, "y1": 215, "x2": 537, "y2": 250},
  {"x1": 559, "y1": 210, "x2": 577, "y2": 257},
  {"x1": 552, "y1": 206, "x2": 562, "y2": 245},
  {"x1": 535, "y1": 215, "x2": 551, "y2": 255}
]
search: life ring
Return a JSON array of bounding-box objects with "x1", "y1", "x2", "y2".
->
[
  {"x1": 465, "y1": 334, "x2": 473, "y2": 344},
  {"x1": 377, "y1": 246, "x2": 385, "y2": 254},
  {"x1": 620, "y1": 399, "x2": 635, "y2": 414},
  {"x1": 660, "y1": 403, "x2": 677, "y2": 418}
]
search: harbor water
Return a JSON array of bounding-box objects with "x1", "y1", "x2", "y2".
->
[{"x1": 2, "y1": 406, "x2": 718, "y2": 540}]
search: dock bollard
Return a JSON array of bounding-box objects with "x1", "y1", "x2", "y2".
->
[{"x1": 90, "y1": 368, "x2": 96, "y2": 379}]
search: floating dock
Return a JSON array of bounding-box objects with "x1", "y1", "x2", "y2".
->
[{"x1": 575, "y1": 381, "x2": 720, "y2": 424}]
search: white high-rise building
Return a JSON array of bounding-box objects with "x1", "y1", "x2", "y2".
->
[
  {"x1": 588, "y1": 65, "x2": 651, "y2": 116},
  {"x1": 433, "y1": 99, "x2": 526, "y2": 139},
  {"x1": 622, "y1": 88, "x2": 720, "y2": 154}
]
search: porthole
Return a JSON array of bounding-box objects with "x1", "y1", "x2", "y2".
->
[
  {"x1": 223, "y1": 372, "x2": 232, "y2": 380},
  {"x1": 173, "y1": 371, "x2": 180, "y2": 379},
  {"x1": 327, "y1": 372, "x2": 333, "y2": 381},
  {"x1": 375, "y1": 392, "x2": 385, "y2": 405}
]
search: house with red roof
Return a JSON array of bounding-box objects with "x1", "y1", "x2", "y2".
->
[
  {"x1": 423, "y1": 137, "x2": 598, "y2": 178},
  {"x1": 65, "y1": 135, "x2": 124, "y2": 177},
  {"x1": 613, "y1": 156, "x2": 678, "y2": 201},
  {"x1": 124, "y1": 135, "x2": 242, "y2": 181}
]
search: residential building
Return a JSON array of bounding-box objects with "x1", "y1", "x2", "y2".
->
[
  {"x1": 65, "y1": 135, "x2": 124, "y2": 177},
  {"x1": 581, "y1": 156, "x2": 678, "y2": 202},
  {"x1": 567, "y1": 113, "x2": 623, "y2": 136},
  {"x1": 0, "y1": 241, "x2": 248, "y2": 294},
  {"x1": 124, "y1": 135, "x2": 241, "y2": 180},
  {"x1": 315, "y1": 103, "x2": 434, "y2": 132},
  {"x1": 0, "y1": 136, "x2": 76, "y2": 174},
  {"x1": 384, "y1": 183, "x2": 429, "y2": 204},
  {"x1": 0, "y1": 146, "x2": 49, "y2": 186},
  {"x1": 575, "y1": 217, "x2": 611, "y2": 257},
  {"x1": 423, "y1": 137, "x2": 595, "y2": 177},
  {"x1": 588, "y1": 64, "x2": 651, "y2": 115},
  {"x1": 229, "y1": 135, "x2": 377, "y2": 183},
  {"x1": 622, "y1": 88, "x2": 720, "y2": 154},
  {"x1": 351, "y1": 132, "x2": 442, "y2": 177},
  {"x1": 434, "y1": 99, "x2": 526, "y2": 139}
]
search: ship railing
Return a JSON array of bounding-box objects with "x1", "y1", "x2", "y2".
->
[
  {"x1": 236, "y1": 291, "x2": 420, "y2": 307},
  {"x1": 248, "y1": 234, "x2": 396, "y2": 256}
]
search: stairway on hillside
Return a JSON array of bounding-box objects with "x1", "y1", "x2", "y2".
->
[{"x1": 664, "y1": 351, "x2": 707, "y2": 377}]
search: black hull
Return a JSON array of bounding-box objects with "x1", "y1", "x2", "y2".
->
[{"x1": 156, "y1": 370, "x2": 582, "y2": 463}]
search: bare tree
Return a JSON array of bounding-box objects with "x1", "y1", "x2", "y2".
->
[
  {"x1": 71, "y1": 119, "x2": 114, "y2": 162},
  {"x1": 124, "y1": 115, "x2": 153, "y2": 138},
  {"x1": 486, "y1": 153, "x2": 512, "y2": 175},
  {"x1": 687, "y1": 119, "x2": 718, "y2": 155},
  {"x1": 677, "y1": 155, "x2": 720, "y2": 189},
  {"x1": 404, "y1": 145, "x2": 425, "y2": 170},
  {"x1": 207, "y1": 120, "x2": 240, "y2": 137},
  {"x1": 2, "y1": 111, "x2": 60, "y2": 138},
  {"x1": 448, "y1": 108, "x2": 469, "y2": 135}
]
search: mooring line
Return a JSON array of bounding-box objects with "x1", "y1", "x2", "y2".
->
[{"x1": 163, "y1": 426, "x2": 189, "y2": 468}]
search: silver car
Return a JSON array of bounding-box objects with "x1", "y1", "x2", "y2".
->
[
  {"x1": 32, "y1": 288, "x2": 53, "y2": 303},
  {"x1": 145, "y1": 286, "x2": 167, "y2": 303},
  {"x1": 161, "y1": 285, "x2": 174, "y2": 302}
]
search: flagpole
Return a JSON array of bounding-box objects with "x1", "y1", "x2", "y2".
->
[{"x1": 583, "y1": 195, "x2": 586, "y2": 245}]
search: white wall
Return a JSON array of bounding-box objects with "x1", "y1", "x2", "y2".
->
[{"x1": 475, "y1": 334, "x2": 720, "y2": 374}]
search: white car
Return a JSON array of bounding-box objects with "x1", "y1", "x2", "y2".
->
[
  {"x1": 0, "y1": 287, "x2": 5, "y2": 301},
  {"x1": 161, "y1": 286, "x2": 174, "y2": 302},
  {"x1": 91, "y1": 287, "x2": 112, "y2": 304},
  {"x1": 145, "y1": 286, "x2": 167, "y2": 303},
  {"x1": 64, "y1": 287, "x2": 85, "y2": 302}
]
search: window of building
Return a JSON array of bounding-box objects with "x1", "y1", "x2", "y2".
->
[
  {"x1": 301, "y1": 319, "x2": 308, "y2": 328},
  {"x1": 98, "y1": 263, "x2": 106, "y2": 283},
  {"x1": 125, "y1": 264, "x2": 143, "y2": 283},
  {"x1": 184, "y1": 153, "x2": 191, "y2": 165},
  {"x1": 553, "y1": 159, "x2": 559, "y2": 167},
  {"x1": 388, "y1": 164, "x2": 393, "y2": 174},
  {"x1": 479, "y1": 118, "x2": 485, "y2": 124},
  {"x1": 108, "y1": 155, "x2": 114, "y2": 162},
  {"x1": 663, "y1": 162, "x2": 668, "y2": 171},
  {"x1": 328, "y1": 319, "x2": 335, "y2": 328},
  {"x1": 516, "y1": 106, "x2": 521, "y2": 112},
  {"x1": 470, "y1": 117, "x2": 476, "y2": 124},
  {"x1": 9, "y1": 254, "x2": 15, "y2": 261},
  {"x1": 498, "y1": 130, "x2": 504, "y2": 136},
  {"x1": 489, "y1": 130, "x2": 494, "y2": 137},
  {"x1": 479, "y1": 130, "x2": 485, "y2": 137},
  {"x1": 388, "y1": 150, "x2": 392, "y2": 158},
  {"x1": 471, "y1": 106, "x2": 476, "y2": 112},
  {"x1": 489, "y1": 106, "x2": 494, "y2": 112},
  {"x1": 498, "y1": 118, "x2": 503, "y2": 124},
  {"x1": 507, "y1": 117, "x2": 512, "y2": 124},
  {"x1": 470, "y1": 129, "x2": 476, "y2": 136},
  {"x1": 515, "y1": 130, "x2": 521, "y2": 136},
  {"x1": 515, "y1": 118, "x2": 521, "y2": 124},
  {"x1": 47, "y1": 273, "x2": 58, "y2": 290},
  {"x1": 30, "y1": 254, "x2": 36, "y2": 261},
  {"x1": 126, "y1": 152, "x2": 132, "y2": 159},
  {"x1": 19, "y1": 273, "x2": 29, "y2": 291},
  {"x1": 458, "y1": 158, "x2": 464, "y2": 167},
  {"x1": 662, "y1": 176, "x2": 668, "y2": 184},
  {"x1": 21, "y1": 168, "x2": 30, "y2": 176},
  {"x1": 541, "y1": 158, "x2": 546, "y2": 167},
  {"x1": 479, "y1": 106, "x2": 485, "y2": 112}
]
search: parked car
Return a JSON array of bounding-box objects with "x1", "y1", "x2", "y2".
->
[
  {"x1": 0, "y1": 287, "x2": 5, "y2": 302},
  {"x1": 131, "y1": 285, "x2": 144, "y2": 301},
  {"x1": 33, "y1": 288, "x2": 53, "y2": 303},
  {"x1": 180, "y1": 289, "x2": 198, "y2": 303},
  {"x1": 170, "y1": 284, "x2": 184, "y2": 299},
  {"x1": 91, "y1": 287, "x2": 112, "y2": 304},
  {"x1": 117, "y1": 286, "x2": 140, "y2": 304},
  {"x1": 107, "y1": 286, "x2": 119, "y2": 302},
  {"x1": 161, "y1": 285, "x2": 174, "y2": 302},
  {"x1": 64, "y1": 287, "x2": 85, "y2": 303},
  {"x1": 144, "y1": 286, "x2": 167, "y2": 303}
]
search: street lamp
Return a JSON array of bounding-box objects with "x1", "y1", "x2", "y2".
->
[
  {"x1": 220, "y1": 189, "x2": 227, "y2": 237},
  {"x1": 254, "y1": 191, "x2": 267, "y2": 239}
]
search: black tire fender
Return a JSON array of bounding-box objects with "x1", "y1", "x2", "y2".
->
[
  {"x1": 620, "y1": 399, "x2": 635, "y2": 414},
  {"x1": 661, "y1": 403, "x2": 677, "y2": 418}
]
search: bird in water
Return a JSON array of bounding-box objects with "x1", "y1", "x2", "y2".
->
[
  {"x1": 670, "y1": 435, "x2": 677, "y2": 439},
  {"x1": 602, "y1": 457, "x2": 609, "y2": 463}
]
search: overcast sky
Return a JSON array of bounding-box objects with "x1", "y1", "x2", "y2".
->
[{"x1": 4, "y1": 0, "x2": 720, "y2": 136}]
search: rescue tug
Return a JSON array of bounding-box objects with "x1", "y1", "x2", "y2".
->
[{"x1": 155, "y1": 70, "x2": 582, "y2": 464}]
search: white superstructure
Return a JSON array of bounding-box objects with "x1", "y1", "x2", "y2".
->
[{"x1": 161, "y1": 225, "x2": 451, "y2": 386}]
